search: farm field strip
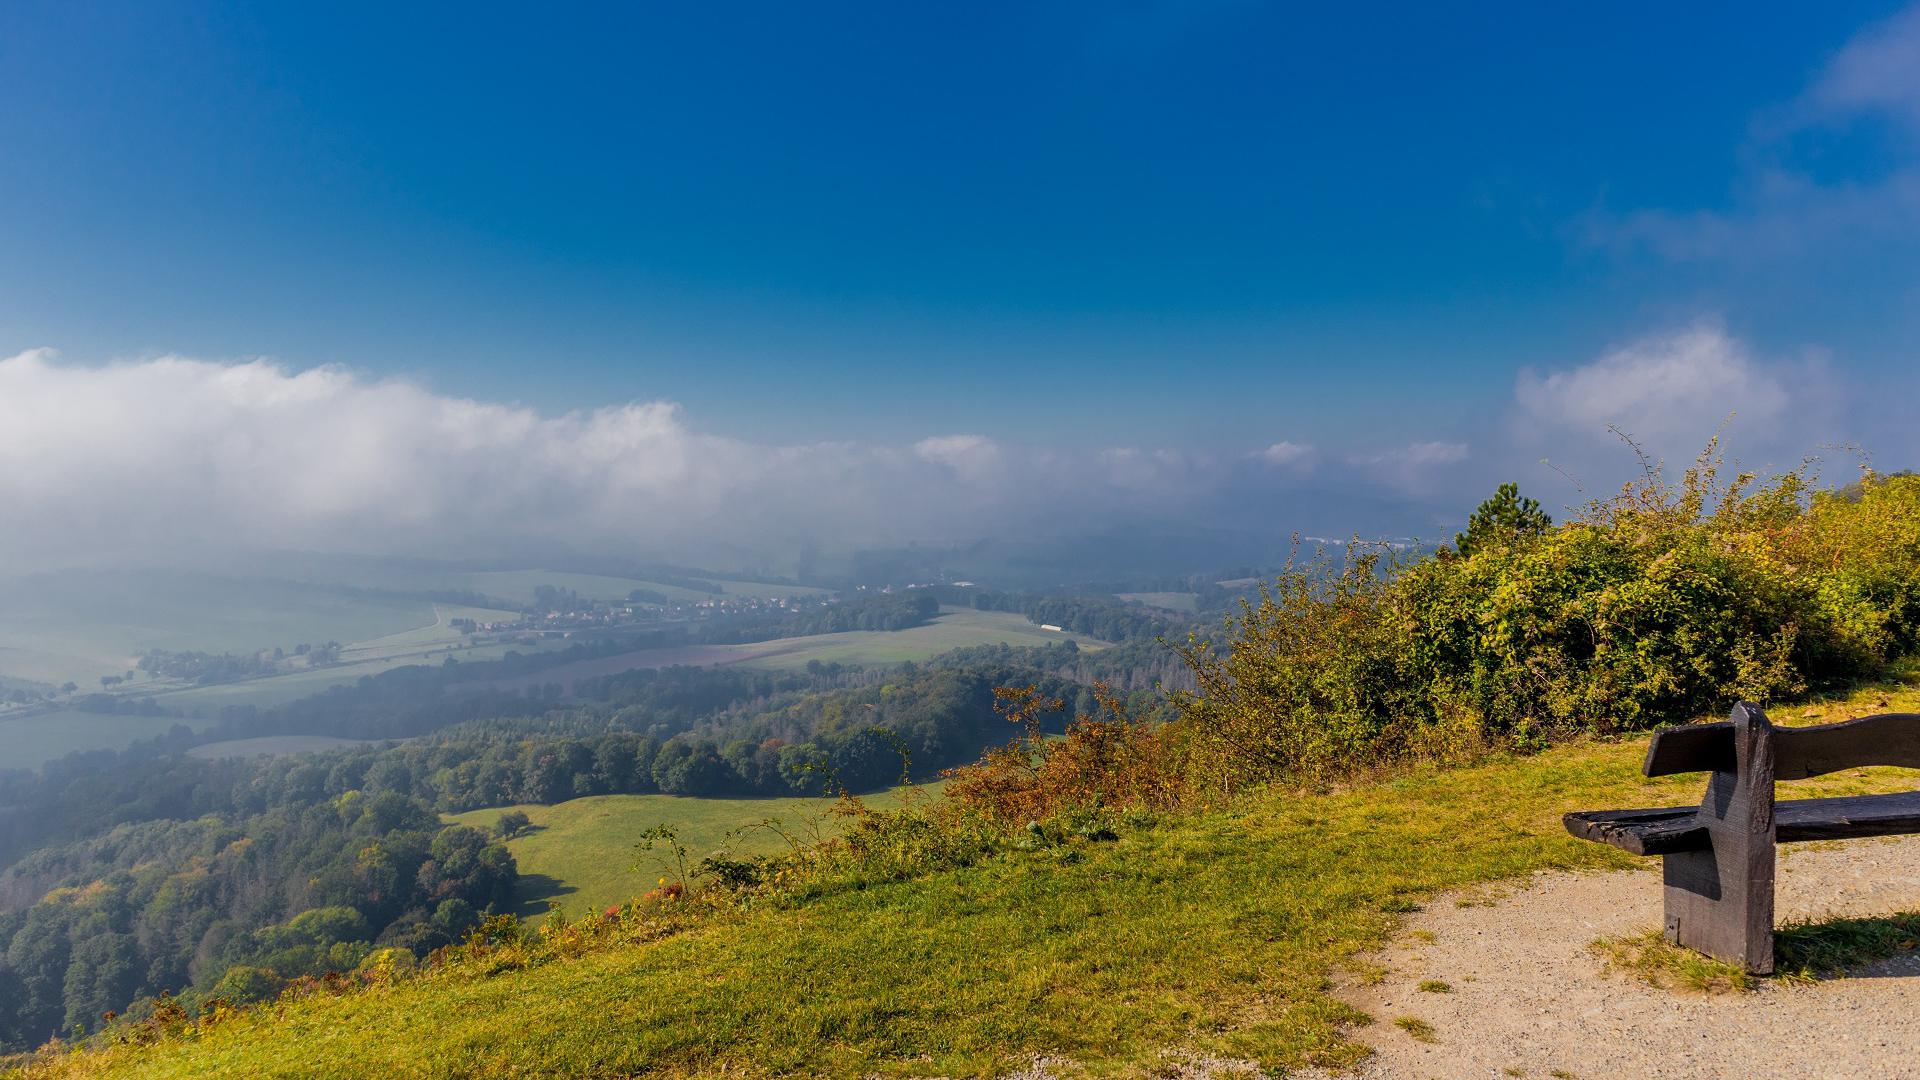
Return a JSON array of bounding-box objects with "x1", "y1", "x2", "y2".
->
[
  {"x1": 1116, "y1": 591, "x2": 1200, "y2": 613},
  {"x1": 477, "y1": 608, "x2": 1107, "y2": 692},
  {"x1": 452, "y1": 570, "x2": 828, "y2": 607},
  {"x1": 338, "y1": 603, "x2": 523, "y2": 660},
  {"x1": 187, "y1": 735, "x2": 376, "y2": 759}
]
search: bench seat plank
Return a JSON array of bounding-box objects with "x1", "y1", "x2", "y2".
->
[
  {"x1": 1566, "y1": 789, "x2": 1920, "y2": 855},
  {"x1": 1563, "y1": 805, "x2": 1706, "y2": 855}
]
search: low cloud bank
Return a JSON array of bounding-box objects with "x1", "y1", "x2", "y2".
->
[
  {"x1": 0, "y1": 324, "x2": 1874, "y2": 569},
  {"x1": 0, "y1": 349, "x2": 1336, "y2": 566}
]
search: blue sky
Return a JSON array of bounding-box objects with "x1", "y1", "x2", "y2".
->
[{"x1": 3, "y1": 3, "x2": 1920, "y2": 561}]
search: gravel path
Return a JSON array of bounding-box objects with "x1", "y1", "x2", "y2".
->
[{"x1": 1311, "y1": 834, "x2": 1920, "y2": 1080}]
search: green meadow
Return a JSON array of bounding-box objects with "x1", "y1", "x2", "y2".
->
[{"x1": 445, "y1": 785, "x2": 940, "y2": 917}]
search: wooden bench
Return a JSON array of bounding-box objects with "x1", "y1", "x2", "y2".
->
[{"x1": 1564, "y1": 702, "x2": 1920, "y2": 973}]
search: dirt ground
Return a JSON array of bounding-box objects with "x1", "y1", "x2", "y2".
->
[{"x1": 1309, "y1": 834, "x2": 1920, "y2": 1080}]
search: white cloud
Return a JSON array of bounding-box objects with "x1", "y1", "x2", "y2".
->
[
  {"x1": 1392, "y1": 441, "x2": 1470, "y2": 468},
  {"x1": 1803, "y1": 3, "x2": 1920, "y2": 128},
  {"x1": 1256, "y1": 441, "x2": 1317, "y2": 470},
  {"x1": 1346, "y1": 440, "x2": 1471, "y2": 494},
  {"x1": 31, "y1": 347, "x2": 1791, "y2": 566},
  {"x1": 912, "y1": 434, "x2": 1004, "y2": 485},
  {"x1": 1512, "y1": 322, "x2": 1792, "y2": 449},
  {"x1": 1495, "y1": 322, "x2": 1864, "y2": 507},
  {"x1": 0, "y1": 350, "x2": 1486, "y2": 565}
]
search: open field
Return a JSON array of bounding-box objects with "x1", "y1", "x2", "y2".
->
[
  {"x1": 0, "y1": 571, "x2": 436, "y2": 687},
  {"x1": 1117, "y1": 591, "x2": 1200, "y2": 613},
  {"x1": 41, "y1": 674, "x2": 1920, "y2": 1078},
  {"x1": 450, "y1": 570, "x2": 827, "y2": 607},
  {"x1": 187, "y1": 735, "x2": 375, "y2": 759},
  {"x1": 336, "y1": 603, "x2": 522, "y2": 661},
  {"x1": 735, "y1": 607, "x2": 1108, "y2": 669},
  {"x1": 0, "y1": 563, "x2": 822, "y2": 692},
  {"x1": 1, "y1": 605, "x2": 1092, "y2": 767},
  {"x1": 446, "y1": 785, "x2": 940, "y2": 916},
  {"x1": 479, "y1": 608, "x2": 1108, "y2": 692},
  {"x1": 148, "y1": 639, "x2": 573, "y2": 716}
]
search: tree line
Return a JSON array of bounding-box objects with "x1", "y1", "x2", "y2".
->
[{"x1": 0, "y1": 776, "x2": 513, "y2": 1048}]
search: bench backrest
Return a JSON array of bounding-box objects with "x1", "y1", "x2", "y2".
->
[{"x1": 1644, "y1": 709, "x2": 1920, "y2": 780}]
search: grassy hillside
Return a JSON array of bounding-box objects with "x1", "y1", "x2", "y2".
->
[
  {"x1": 445, "y1": 785, "x2": 940, "y2": 916},
  {"x1": 22, "y1": 676, "x2": 1920, "y2": 1079}
]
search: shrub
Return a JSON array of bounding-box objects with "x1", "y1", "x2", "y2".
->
[
  {"x1": 1169, "y1": 445, "x2": 1920, "y2": 794},
  {"x1": 942, "y1": 685, "x2": 1184, "y2": 823}
]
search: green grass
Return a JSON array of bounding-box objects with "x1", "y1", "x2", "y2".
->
[
  {"x1": 27, "y1": 678, "x2": 1920, "y2": 1078},
  {"x1": 29, "y1": 725, "x2": 1920, "y2": 1079},
  {"x1": 1596, "y1": 911, "x2": 1920, "y2": 993},
  {"x1": 445, "y1": 786, "x2": 938, "y2": 917},
  {"x1": 1392, "y1": 1016, "x2": 1438, "y2": 1043}
]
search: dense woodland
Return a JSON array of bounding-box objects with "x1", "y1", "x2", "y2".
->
[{"x1": 0, "y1": 781, "x2": 513, "y2": 1047}]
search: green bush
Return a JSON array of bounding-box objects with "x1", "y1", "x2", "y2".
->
[{"x1": 1172, "y1": 450, "x2": 1920, "y2": 792}]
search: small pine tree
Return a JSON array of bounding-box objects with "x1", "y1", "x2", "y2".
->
[{"x1": 1454, "y1": 482, "x2": 1551, "y2": 556}]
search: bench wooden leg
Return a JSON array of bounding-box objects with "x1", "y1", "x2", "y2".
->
[
  {"x1": 1662, "y1": 846, "x2": 1774, "y2": 974},
  {"x1": 1660, "y1": 702, "x2": 1778, "y2": 974}
]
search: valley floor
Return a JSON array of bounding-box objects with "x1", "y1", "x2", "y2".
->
[{"x1": 16, "y1": 679, "x2": 1920, "y2": 1079}]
